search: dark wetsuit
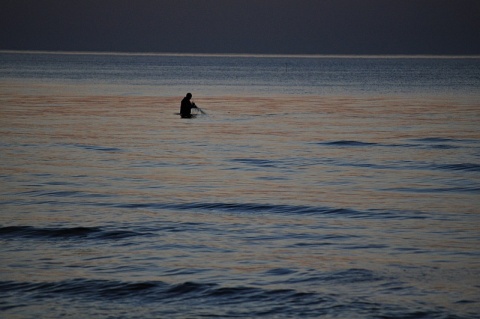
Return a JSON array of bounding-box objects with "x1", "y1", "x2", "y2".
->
[{"x1": 180, "y1": 97, "x2": 197, "y2": 118}]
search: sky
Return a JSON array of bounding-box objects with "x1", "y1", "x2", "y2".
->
[{"x1": 1, "y1": 0, "x2": 479, "y2": 55}]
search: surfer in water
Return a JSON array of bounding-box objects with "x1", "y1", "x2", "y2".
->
[{"x1": 180, "y1": 93, "x2": 198, "y2": 118}]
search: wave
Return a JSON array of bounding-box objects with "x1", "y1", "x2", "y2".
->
[
  {"x1": 434, "y1": 163, "x2": 480, "y2": 172},
  {"x1": 411, "y1": 137, "x2": 459, "y2": 143},
  {"x1": 45, "y1": 143, "x2": 124, "y2": 153},
  {"x1": 117, "y1": 201, "x2": 317, "y2": 214},
  {"x1": 0, "y1": 269, "x2": 382, "y2": 303},
  {"x1": 0, "y1": 278, "x2": 327, "y2": 303},
  {"x1": 407, "y1": 137, "x2": 480, "y2": 149},
  {"x1": 305, "y1": 268, "x2": 385, "y2": 285},
  {"x1": 363, "y1": 161, "x2": 480, "y2": 173},
  {"x1": 15, "y1": 189, "x2": 114, "y2": 199},
  {"x1": 0, "y1": 142, "x2": 123, "y2": 153},
  {"x1": 82, "y1": 146, "x2": 123, "y2": 152},
  {"x1": 230, "y1": 158, "x2": 279, "y2": 168},
  {"x1": 384, "y1": 186, "x2": 480, "y2": 194},
  {"x1": 0, "y1": 273, "x2": 461, "y2": 318},
  {"x1": 316, "y1": 138, "x2": 480, "y2": 150},
  {"x1": 0, "y1": 226, "x2": 145, "y2": 240},
  {"x1": 318, "y1": 140, "x2": 379, "y2": 147},
  {"x1": 114, "y1": 201, "x2": 428, "y2": 220}
]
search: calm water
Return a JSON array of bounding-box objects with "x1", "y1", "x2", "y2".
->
[{"x1": 1, "y1": 52, "x2": 480, "y2": 318}]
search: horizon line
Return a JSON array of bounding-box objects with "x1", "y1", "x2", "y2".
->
[{"x1": 1, "y1": 49, "x2": 480, "y2": 59}]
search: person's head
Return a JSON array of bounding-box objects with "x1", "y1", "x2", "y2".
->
[{"x1": 186, "y1": 93, "x2": 192, "y2": 100}]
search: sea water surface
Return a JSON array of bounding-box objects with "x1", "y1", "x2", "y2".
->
[{"x1": 1, "y1": 52, "x2": 480, "y2": 318}]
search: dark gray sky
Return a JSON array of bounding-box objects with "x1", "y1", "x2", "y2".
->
[{"x1": 1, "y1": 0, "x2": 479, "y2": 55}]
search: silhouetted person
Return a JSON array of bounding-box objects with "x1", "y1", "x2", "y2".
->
[{"x1": 180, "y1": 93, "x2": 197, "y2": 118}]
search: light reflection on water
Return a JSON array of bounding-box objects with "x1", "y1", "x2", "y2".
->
[
  {"x1": 2, "y1": 93, "x2": 479, "y2": 212},
  {"x1": 1, "y1": 89, "x2": 479, "y2": 317}
]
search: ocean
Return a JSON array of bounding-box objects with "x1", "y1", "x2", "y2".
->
[{"x1": 1, "y1": 51, "x2": 479, "y2": 318}]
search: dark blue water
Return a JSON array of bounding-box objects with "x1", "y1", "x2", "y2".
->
[
  {"x1": 1, "y1": 52, "x2": 479, "y2": 318},
  {"x1": 1, "y1": 51, "x2": 480, "y2": 97}
]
